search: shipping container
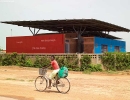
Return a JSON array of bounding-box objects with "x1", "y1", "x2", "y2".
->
[
  {"x1": 6, "y1": 34, "x2": 65, "y2": 53},
  {"x1": 94, "y1": 37, "x2": 126, "y2": 54}
]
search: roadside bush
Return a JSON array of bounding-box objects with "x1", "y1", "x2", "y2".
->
[
  {"x1": 0, "y1": 55, "x2": 3, "y2": 65},
  {"x1": 116, "y1": 53, "x2": 130, "y2": 70},
  {"x1": 2, "y1": 54, "x2": 12, "y2": 66},
  {"x1": 80, "y1": 55, "x2": 91, "y2": 71},
  {"x1": 101, "y1": 53, "x2": 116, "y2": 71},
  {"x1": 87, "y1": 64, "x2": 102, "y2": 72},
  {"x1": 101, "y1": 52, "x2": 130, "y2": 71},
  {"x1": 40, "y1": 56, "x2": 50, "y2": 68},
  {"x1": 24, "y1": 58, "x2": 33, "y2": 67},
  {"x1": 33, "y1": 56, "x2": 50, "y2": 68},
  {"x1": 65, "y1": 56, "x2": 79, "y2": 71},
  {"x1": 2, "y1": 52, "x2": 130, "y2": 72},
  {"x1": 17, "y1": 54, "x2": 26, "y2": 66},
  {"x1": 56, "y1": 55, "x2": 79, "y2": 71},
  {"x1": 10, "y1": 52, "x2": 19, "y2": 65},
  {"x1": 56, "y1": 56, "x2": 65, "y2": 67},
  {"x1": 2, "y1": 53, "x2": 19, "y2": 66}
]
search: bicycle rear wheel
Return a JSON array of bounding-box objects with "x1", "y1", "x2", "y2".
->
[
  {"x1": 35, "y1": 76, "x2": 47, "y2": 92},
  {"x1": 56, "y1": 77, "x2": 70, "y2": 94}
]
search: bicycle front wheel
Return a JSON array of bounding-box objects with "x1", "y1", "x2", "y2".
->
[
  {"x1": 56, "y1": 77, "x2": 70, "y2": 94},
  {"x1": 35, "y1": 76, "x2": 47, "y2": 92}
]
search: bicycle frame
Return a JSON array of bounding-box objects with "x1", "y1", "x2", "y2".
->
[{"x1": 42, "y1": 71, "x2": 57, "y2": 87}]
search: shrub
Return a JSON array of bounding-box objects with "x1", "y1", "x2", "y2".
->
[
  {"x1": 10, "y1": 52, "x2": 19, "y2": 65},
  {"x1": 115, "y1": 53, "x2": 130, "y2": 70},
  {"x1": 33, "y1": 56, "x2": 50, "y2": 68},
  {"x1": 2, "y1": 53, "x2": 19, "y2": 66},
  {"x1": 40, "y1": 56, "x2": 50, "y2": 68},
  {"x1": 24, "y1": 58, "x2": 33, "y2": 67},
  {"x1": 101, "y1": 53, "x2": 116, "y2": 71},
  {"x1": 0, "y1": 55, "x2": 3, "y2": 65},
  {"x1": 56, "y1": 55, "x2": 79, "y2": 71},
  {"x1": 17, "y1": 54, "x2": 26, "y2": 66},
  {"x1": 80, "y1": 55, "x2": 91, "y2": 71},
  {"x1": 87, "y1": 64, "x2": 102, "y2": 72},
  {"x1": 2, "y1": 54, "x2": 12, "y2": 66},
  {"x1": 101, "y1": 52, "x2": 130, "y2": 71},
  {"x1": 56, "y1": 56, "x2": 65, "y2": 67}
]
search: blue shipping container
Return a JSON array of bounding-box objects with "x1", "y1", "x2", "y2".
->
[{"x1": 94, "y1": 37, "x2": 126, "y2": 54}]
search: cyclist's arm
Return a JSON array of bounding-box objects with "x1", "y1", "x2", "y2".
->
[{"x1": 42, "y1": 64, "x2": 51, "y2": 69}]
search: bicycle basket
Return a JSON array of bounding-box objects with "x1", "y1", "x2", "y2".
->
[{"x1": 39, "y1": 68, "x2": 47, "y2": 75}]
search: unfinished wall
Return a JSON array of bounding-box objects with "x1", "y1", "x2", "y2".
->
[
  {"x1": 83, "y1": 37, "x2": 94, "y2": 53},
  {"x1": 65, "y1": 33, "x2": 77, "y2": 38},
  {"x1": 65, "y1": 38, "x2": 78, "y2": 53}
]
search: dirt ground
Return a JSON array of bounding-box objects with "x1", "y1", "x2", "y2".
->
[{"x1": 0, "y1": 66, "x2": 130, "y2": 100}]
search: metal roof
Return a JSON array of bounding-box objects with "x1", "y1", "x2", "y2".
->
[
  {"x1": 82, "y1": 32, "x2": 121, "y2": 39},
  {"x1": 1, "y1": 19, "x2": 130, "y2": 32},
  {"x1": 36, "y1": 32, "x2": 121, "y2": 39}
]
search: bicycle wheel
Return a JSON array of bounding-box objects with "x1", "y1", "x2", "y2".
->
[
  {"x1": 35, "y1": 76, "x2": 47, "y2": 92},
  {"x1": 56, "y1": 77, "x2": 70, "y2": 94}
]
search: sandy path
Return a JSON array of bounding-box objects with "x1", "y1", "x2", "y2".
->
[
  {"x1": 0, "y1": 96, "x2": 17, "y2": 100},
  {"x1": 0, "y1": 66, "x2": 130, "y2": 100}
]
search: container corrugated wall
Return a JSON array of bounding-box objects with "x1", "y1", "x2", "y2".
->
[
  {"x1": 94, "y1": 37, "x2": 126, "y2": 54},
  {"x1": 6, "y1": 34, "x2": 65, "y2": 53}
]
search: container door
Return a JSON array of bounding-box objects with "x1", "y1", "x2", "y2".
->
[{"x1": 65, "y1": 40, "x2": 70, "y2": 53}]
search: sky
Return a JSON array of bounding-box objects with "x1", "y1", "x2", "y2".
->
[{"x1": 0, "y1": 0, "x2": 130, "y2": 51}]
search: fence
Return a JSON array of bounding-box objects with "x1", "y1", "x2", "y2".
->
[{"x1": 24, "y1": 53, "x2": 102, "y2": 64}]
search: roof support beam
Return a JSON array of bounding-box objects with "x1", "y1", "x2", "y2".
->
[
  {"x1": 34, "y1": 28, "x2": 35, "y2": 35},
  {"x1": 29, "y1": 27, "x2": 40, "y2": 35},
  {"x1": 36, "y1": 29, "x2": 40, "y2": 35},
  {"x1": 73, "y1": 26, "x2": 86, "y2": 53},
  {"x1": 29, "y1": 27, "x2": 34, "y2": 35}
]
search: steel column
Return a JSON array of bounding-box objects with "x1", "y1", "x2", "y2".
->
[{"x1": 73, "y1": 26, "x2": 86, "y2": 53}]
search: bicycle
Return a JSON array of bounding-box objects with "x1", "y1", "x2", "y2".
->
[{"x1": 35, "y1": 67, "x2": 70, "y2": 94}]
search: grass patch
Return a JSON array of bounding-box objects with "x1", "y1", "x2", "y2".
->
[
  {"x1": 28, "y1": 80, "x2": 34, "y2": 82},
  {"x1": 6, "y1": 78, "x2": 16, "y2": 80},
  {"x1": 19, "y1": 79, "x2": 25, "y2": 81},
  {"x1": 107, "y1": 70, "x2": 118, "y2": 74},
  {"x1": 5, "y1": 78, "x2": 25, "y2": 82},
  {"x1": 83, "y1": 70, "x2": 91, "y2": 74}
]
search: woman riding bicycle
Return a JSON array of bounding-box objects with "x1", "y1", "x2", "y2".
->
[
  {"x1": 35, "y1": 55, "x2": 70, "y2": 93},
  {"x1": 48, "y1": 55, "x2": 60, "y2": 89}
]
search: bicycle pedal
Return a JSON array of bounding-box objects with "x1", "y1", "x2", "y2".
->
[{"x1": 52, "y1": 83, "x2": 56, "y2": 87}]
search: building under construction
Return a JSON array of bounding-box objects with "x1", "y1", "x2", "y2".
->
[{"x1": 2, "y1": 19, "x2": 130, "y2": 54}]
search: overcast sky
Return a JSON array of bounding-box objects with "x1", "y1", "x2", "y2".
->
[{"x1": 0, "y1": 0, "x2": 130, "y2": 51}]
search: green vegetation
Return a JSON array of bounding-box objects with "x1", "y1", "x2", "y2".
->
[
  {"x1": 6, "y1": 78, "x2": 16, "y2": 80},
  {"x1": 6, "y1": 78, "x2": 25, "y2": 82},
  {"x1": 33, "y1": 56, "x2": 50, "y2": 68},
  {"x1": 0, "y1": 48, "x2": 3, "y2": 52},
  {"x1": 56, "y1": 55, "x2": 79, "y2": 71},
  {"x1": 0, "y1": 52, "x2": 130, "y2": 73},
  {"x1": 0, "y1": 55, "x2": 2, "y2": 65},
  {"x1": 80, "y1": 55, "x2": 91, "y2": 71},
  {"x1": 101, "y1": 52, "x2": 130, "y2": 71}
]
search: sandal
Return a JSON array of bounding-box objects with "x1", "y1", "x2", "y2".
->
[{"x1": 48, "y1": 86, "x2": 51, "y2": 89}]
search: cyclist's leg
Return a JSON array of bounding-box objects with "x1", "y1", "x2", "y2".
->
[
  {"x1": 49, "y1": 69, "x2": 60, "y2": 79},
  {"x1": 48, "y1": 72, "x2": 53, "y2": 89},
  {"x1": 48, "y1": 69, "x2": 59, "y2": 88}
]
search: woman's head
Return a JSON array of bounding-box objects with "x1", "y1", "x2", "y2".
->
[{"x1": 50, "y1": 55, "x2": 55, "y2": 61}]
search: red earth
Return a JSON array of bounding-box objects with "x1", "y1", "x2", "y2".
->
[{"x1": 0, "y1": 66, "x2": 130, "y2": 100}]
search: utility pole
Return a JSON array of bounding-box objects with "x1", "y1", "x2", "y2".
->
[{"x1": 11, "y1": 29, "x2": 12, "y2": 36}]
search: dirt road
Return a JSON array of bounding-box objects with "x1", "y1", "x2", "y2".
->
[{"x1": 0, "y1": 66, "x2": 130, "y2": 100}]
